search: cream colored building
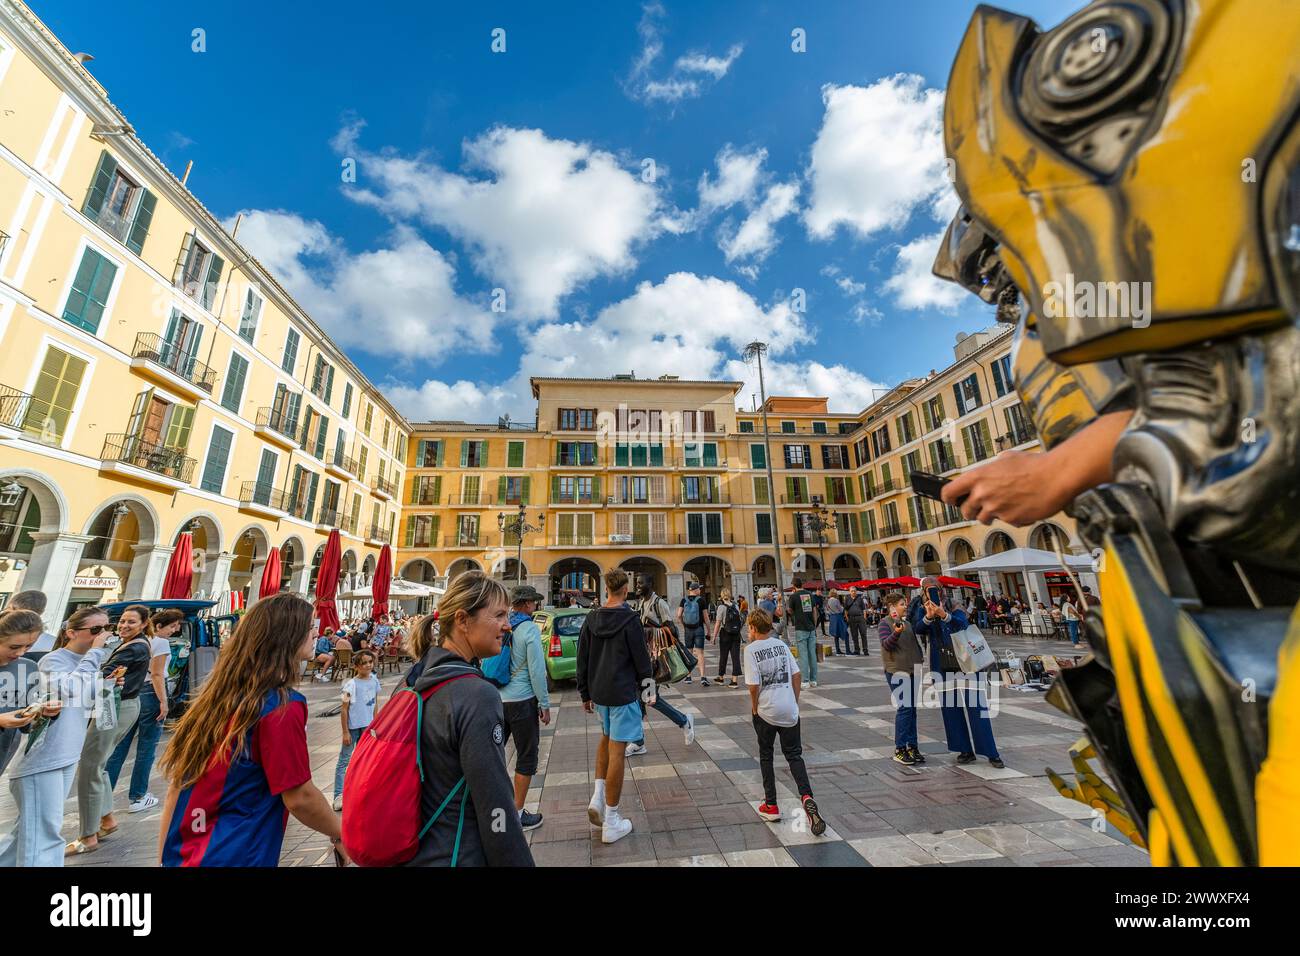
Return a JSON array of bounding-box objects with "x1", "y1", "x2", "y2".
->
[{"x1": 0, "y1": 2, "x2": 406, "y2": 630}]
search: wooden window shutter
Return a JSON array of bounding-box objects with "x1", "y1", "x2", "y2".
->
[
  {"x1": 803, "y1": 445, "x2": 812, "y2": 467},
  {"x1": 962, "y1": 425, "x2": 975, "y2": 463},
  {"x1": 497, "y1": 476, "x2": 507, "y2": 504},
  {"x1": 82, "y1": 150, "x2": 118, "y2": 221},
  {"x1": 460, "y1": 440, "x2": 469, "y2": 467},
  {"x1": 591, "y1": 475, "x2": 601, "y2": 500},
  {"x1": 703, "y1": 410, "x2": 715, "y2": 432},
  {"x1": 551, "y1": 475, "x2": 560, "y2": 502},
  {"x1": 953, "y1": 383, "x2": 964, "y2": 416},
  {"x1": 417, "y1": 440, "x2": 427, "y2": 465},
  {"x1": 521, "y1": 476, "x2": 531, "y2": 503},
  {"x1": 404, "y1": 516, "x2": 416, "y2": 547},
  {"x1": 202, "y1": 253, "x2": 225, "y2": 310},
  {"x1": 125, "y1": 189, "x2": 156, "y2": 256},
  {"x1": 173, "y1": 233, "x2": 195, "y2": 286}
]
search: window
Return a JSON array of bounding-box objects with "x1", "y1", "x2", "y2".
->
[
  {"x1": 457, "y1": 514, "x2": 480, "y2": 546},
  {"x1": 23, "y1": 346, "x2": 88, "y2": 444},
  {"x1": 238, "y1": 289, "x2": 261, "y2": 343},
  {"x1": 553, "y1": 475, "x2": 597, "y2": 504},
  {"x1": 963, "y1": 419, "x2": 995, "y2": 463},
  {"x1": 781, "y1": 421, "x2": 795, "y2": 433},
  {"x1": 82, "y1": 151, "x2": 156, "y2": 254},
  {"x1": 460, "y1": 440, "x2": 487, "y2": 467},
  {"x1": 311, "y1": 355, "x2": 335, "y2": 404},
  {"x1": 282, "y1": 328, "x2": 300, "y2": 374},
  {"x1": 909, "y1": 495, "x2": 936, "y2": 533},
  {"x1": 507, "y1": 441, "x2": 525, "y2": 468},
  {"x1": 220, "y1": 352, "x2": 248, "y2": 414},
  {"x1": 416, "y1": 439, "x2": 442, "y2": 468},
  {"x1": 854, "y1": 437, "x2": 870, "y2": 468},
  {"x1": 364, "y1": 403, "x2": 374, "y2": 436},
  {"x1": 953, "y1": 373, "x2": 983, "y2": 415},
  {"x1": 821, "y1": 444, "x2": 848, "y2": 469},
  {"x1": 614, "y1": 512, "x2": 667, "y2": 545},
  {"x1": 579, "y1": 408, "x2": 596, "y2": 430},
  {"x1": 825, "y1": 476, "x2": 852, "y2": 505},
  {"x1": 62, "y1": 247, "x2": 117, "y2": 333},
  {"x1": 685, "y1": 512, "x2": 724, "y2": 545},
  {"x1": 861, "y1": 471, "x2": 876, "y2": 499},
  {"x1": 739, "y1": 420, "x2": 754, "y2": 433},
  {"x1": 813, "y1": 421, "x2": 827, "y2": 435},
  {"x1": 349, "y1": 492, "x2": 362, "y2": 530},
  {"x1": 755, "y1": 513, "x2": 773, "y2": 544},
  {"x1": 929, "y1": 438, "x2": 958, "y2": 473},
  {"x1": 405, "y1": 514, "x2": 439, "y2": 548},
  {"x1": 901, "y1": 450, "x2": 922, "y2": 482},
  {"x1": 462, "y1": 475, "x2": 481, "y2": 503},
  {"x1": 683, "y1": 442, "x2": 717, "y2": 468},
  {"x1": 783, "y1": 444, "x2": 810, "y2": 468},
  {"x1": 497, "y1": 475, "x2": 529, "y2": 504},
  {"x1": 923, "y1": 394, "x2": 946, "y2": 432},
  {"x1": 838, "y1": 421, "x2": 857, "y2": 434},
  {"x1": 200, "y1": 425, "x2": 234, "y2": 493},
  {"x1": 412, "y1": 475, "x2": 442, "y2": 505},
  {"x1": 342, "y1": 383, "x2": 353, "y2": 419},
  {"x1": 176, "y1": 235, "x2": 223, "y2": 309},
  {"x1": 558, "y1": 408, "x2": 578, "y2": 430},
  {"x1": 896, "y1": 411, "x2": 916, "y2": 445},
  {"x1": 749, "y1": 444, "x2": 766, "y2": 469},
  {"x1": 784, "y1": 476, "x2": 809, "y2": 503},
  {"x1": 753, "y1": 476, "x2": 770, "y2": 505},
  {"x1": 870, "y1": 425, "x2": 891, "y2": 458},
  {"x1": 557, "y1": 441, "x2": 596, "y2": 466},
  {"x1": 835, "y1": 513, "x2": 859, "y2": 543},
  {"x1": 882, "y1": 501, "x2": 901, "y2": 536},
  {"x1": 358, "y1": 444, "x2": 368, "y2": 478},
  {"x1": 556, "y1": 513, "x2": 594, "y2": 546},
  {"x1": 1004, "y1": 403, "x2": 1035, "y2": 446},
  {"x1": 992, "y1": 354, "x2": 1013, "y2": 398},
  {"x1": 680, "y1": 476, "x2": 719, "y2": 504}
]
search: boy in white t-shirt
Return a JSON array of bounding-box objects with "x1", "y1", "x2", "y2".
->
[
  {"x1": 332, "y1": 651, "x2": 381, "y2": 811},
  {"x1": 743, "y1": 609, "x2": 826, "y2": 836}
]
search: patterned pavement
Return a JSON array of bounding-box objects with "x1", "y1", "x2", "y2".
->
[{"x1": 4, "y1": 629, "x2": 1150, "y2": 867}]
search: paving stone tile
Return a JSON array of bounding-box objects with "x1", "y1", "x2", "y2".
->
[
  {"x1": 1023, "y1": 820, "x2": 1123, "y2": 851},
  {"x1": 905, "y1": 829, "x2": 1004, "y2": 863},
  {"x1": 724, "y1": 848, "x2": 798, "y2": 867},
  {"x1": 784, "y1": 840, "x2": 871, "y2": 867},
  {"x1": 965, "y1": 824, "x2": 1060, "y2": 857},
  {"x1": 708, "y1": 822, "x2": 784, "y2": 853}
]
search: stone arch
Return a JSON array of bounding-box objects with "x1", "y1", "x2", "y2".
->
[
  {"x1": 831, "y1": 552, "x2": 863, "y2": 582},
  {"x1": 279, "y1": 535, "x2": 306, "y2": 592},
  {"x1": 1029, "y1": 521, "x2": 1073, "y2": 553},
  {"x1": 916, "y1": 543, "x2": 941, "y2": 576},
  {"x1": 683, "y1": 555, "x2": 731, "y2": 601},
  {"x1": 948, "y1": 537, "x2": 976, "y2": 567},
  {"x1": 548, "y1": 556, "x2": 601, "y2": 606},
  {"x1": 869, "y1": 551, "x2": 888, "y2": 577},
  {"x1": 984, "y1": 530, "x2": 1016, "y2": 555},
  {"x1": 171, "y1": 510, "x2": 223, "y2": 556},
  {"x1": 400, "y1": 558, "x2": 438, "y2": 581},
  {"x1": 891, "y1": 548, "x2": 912, "y2": 577},
  {"x1": 749, "y1": 554, "x2": 778, "y2": 590},
  {"x1": 80, "y1": 493, "x2": 160, "y2": 547},
  {"x1": 447, "y1": 558, "x2": 481, "y2": 580},
  {"x1": 0, "y1": 470, "x2": 67, "y2": 536}
]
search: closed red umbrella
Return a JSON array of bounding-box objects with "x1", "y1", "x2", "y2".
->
[
  {"x1": 315, "y1": 530, "x2": 342, "y2": 633},
  {"x1": 259, "y1": 547, "x2": 282, "y2": 598},
  {"x1": 371, "y1": 545, "x2": 392, "y2": 621},
  {"x1": 161, "y1": 533, "x2": 193, "y2": 599},
  {"x1": 937, "y1": 575, "x2": 980, "y2": 589}
]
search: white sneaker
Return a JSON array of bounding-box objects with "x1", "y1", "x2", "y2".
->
[
  {"x1": 127, "y1": 793, "x2": 159, "y2": 814},
  {"x1": 683, "y1": 713, "x2": 696, "y2": 746},
  {"x1": 602, "y1": 808, "x2": 633, "y2": 844},
  {"x1": 332, "y1": 795, "x2": 343, "y2": 812},
  {"x1": 625, "y1": 742, "x2": 647, "y2": 756},
  {"x1": 587, "y1": 792, "x2": 606, "y2": 827},
  {"x1": 810, "y1": 681, "x2": 819, "y2": 688}
]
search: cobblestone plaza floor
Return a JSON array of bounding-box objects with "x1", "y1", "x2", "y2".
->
[{"x1": 3, "y1": 631, "x2": 1150, "y2": 868}]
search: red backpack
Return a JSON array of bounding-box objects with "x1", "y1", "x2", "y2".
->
[{"x1": 341, "y1": 672, "x2": 477, "y2": 867}]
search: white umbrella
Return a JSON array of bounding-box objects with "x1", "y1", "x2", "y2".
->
[
  {"x1": 951, "y1": 547, "x2": 1093, "y2": 610},
  {"x1": 340, "y1": 579, "x2": 444, "y2": 600}
]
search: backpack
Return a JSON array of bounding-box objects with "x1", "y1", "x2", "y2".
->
[
  {"x1": 682, "y1": 596, "x2": 701, "y2": 627},
  {"x1": 479, "y1": 629, "x2": 515, "y2": 688},
  {"x1": 720, "y1": 602, "x2": 743, "y2": 637},
  {"x1": 341, "y1": 672, "x2": 477, "y2": 867}
]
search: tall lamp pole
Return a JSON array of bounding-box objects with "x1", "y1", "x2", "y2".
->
[
  {"x1": 805, "y1": 496, "x2": 836, "y2": 587},
  {"x1": 498, "y1": 503, "x2": 545, "y2": 584},
  {"x1": 743, "y1": 342, "x2": 785, "y2": 601}
]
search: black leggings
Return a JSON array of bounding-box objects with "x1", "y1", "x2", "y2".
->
[
  {"x1": 716, "y1": 635, "x2": 742, "y2": 678},
  {"x1": 753, "y1": 715, "x2": 812, "y2": 804}
]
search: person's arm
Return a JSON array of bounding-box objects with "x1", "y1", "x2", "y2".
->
[
  {"x1": 748, "y1": 683, "x2": 760, "y2": 714},
  {"x1": 943, "y1": 410, "x2": 1133, "y2": 525},
  {"x1": 281, "y1": 781, "x2": 343, "y2": 844},
  {"x1": 157, "y1": 785, "x2": 180, "y2": 865},
  {"x1": 149, "y1": 652, "x2": 168, "y2": 721},
  {"x1": 456, "y1": 688, "x2": 533, "y2": 866},
  {"x1": 792, "y1": 671, "x2": 802, "y2": 705},
  {"x1": 260, "y1": 699, "x2": 345, "y2": 855},
  {"x1": 675, "y1": 602, "x2": 683, "y2": 623},
  {"x1": 575, "y1": 621, "x2": 591, "y2": 704},
  {"x1": 524, "y1": 625, "x2": 550, "y2": 712},
  {"x1": 878, "y1": 618, "x2": 899, "y2": 650},
  {"x1": 339, "y1": 696, "x2": 352, "y2": 745}
]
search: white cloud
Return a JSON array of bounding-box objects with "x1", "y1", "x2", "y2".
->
[
  {"x1": 696, "y1": 145, "x2": 799, "y2": 273},
  {"x1": 722, "y1": 358, "x2": 888, "y2": 415},
  {"x1": 382, "y1": 378, "x2": 518, "y2": 424},
  {"x1": 881, "y1": 229, "x2": 966, "y2": 312},
  {"x1": 803, "y1": 75, "x2": 955, "y2": 241},
  {"x1": 230, "y1": 209, "x2": 496, "y2": 361},
  {"x1": 719, "y1": 180, "x2": 800, "y2": 266},
  {"x1": 698, "y1": 145, "x2": 766, "y2": 211},
  {"x1": 627, "y1": 3, "x2": 743, "y2": 104},
  {"x1": 338, "y1": 124, "x2": 666, "y2": 320}
]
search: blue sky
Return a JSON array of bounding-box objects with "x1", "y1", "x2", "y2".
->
[{"x1": 36, "y1": 0, "x2": 1077, "y2": 421}]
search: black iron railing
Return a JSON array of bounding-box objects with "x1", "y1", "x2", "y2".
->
[
  {"x1": 0, "y1": 384, "x2": 32, "y2": 430},
  {"x1": 255, "y1": 406, "x2": 298, "y2": 441},
  {"x1": 102, "y1": 434, "x2": 195, "y2": 482},
  {"x1": 132, "y1": 333, "x2": 217, "y2": 393},
  {"x1": 240, "y1": 481, "x2": 287, "y2": 512}
]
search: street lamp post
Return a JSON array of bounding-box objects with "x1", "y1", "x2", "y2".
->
[
  {"x1": 498, "y1": 503, "x2": 544, "y2": 585},
  {"x1": 743, "y1": 341, "x2": 785, "y2": 602},
  {"x1": 805, "y1": 495, "x2": 836, "y2": 589}
]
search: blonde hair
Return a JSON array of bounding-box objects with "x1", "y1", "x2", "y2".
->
[
  {"x1": 719, "y1": 588, "x2": 732, "y2": 603},
  {"x1": 436, "y1": 572, "x2": 509, "y2": 647},
  {"x1": 603, "y1": 568, "x2": 629, "y2": 595},
  {"x1": 406, "y1": 613, "x2": 438, "y2": 660},
  {"x1": 747, "y1": 609, "x2": 773, "y2": 634}
]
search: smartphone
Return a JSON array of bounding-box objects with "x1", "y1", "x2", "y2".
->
[
  {"x1": 927, "y1": 586, "x2": 942, "y2": 605},
  {"x1": 910, "y1": 469, "x2": 964, "y2": 504}
]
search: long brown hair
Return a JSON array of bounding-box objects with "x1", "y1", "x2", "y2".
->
[
  {"x1": 406, "y1": 613, "x2": 438, "y2": 660},
  {"x1": 56, "y1": 606, "x2": 109, "y2": 650},
  {"x1": 118, "y1": 604, "x2": 155, "y2": 638},
  {"x1": 0, "y1": 609, "x2": 44, "y2": 641},
  {"x1": 161, "y1": 592, "x2": 313, "y2": 789}
]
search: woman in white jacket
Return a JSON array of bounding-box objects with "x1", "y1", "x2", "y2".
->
[{"x1": 0, "y1": 606, "x2": 111, "y2": 866}]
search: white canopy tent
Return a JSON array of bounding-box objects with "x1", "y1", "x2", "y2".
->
[
  {"x1": 339, "y1": 579, "x2": 445, "y2": 600},
  {"x1": 950, "y1": 547, "x2": 1094, "y2": 575}
]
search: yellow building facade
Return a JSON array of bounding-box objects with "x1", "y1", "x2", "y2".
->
[{"x1": 0, "y1": 3, "x2": 407, "y2": 630}]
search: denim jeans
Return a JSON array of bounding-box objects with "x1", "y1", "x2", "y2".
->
[
  {"x1": 0, "y1": 764, "x2": 78, "y2": 866},
  {"x1": 106, "y1": 687, "x2": 164, "y2": 802},
  {"x1": 334, "y1": 727, "x2": 365, "y2": 798},
  {"x1": 793, "y1": 630, "x2": 818, "y2": 682},
  {"x1": 1066, "y1": 620, "x2": 1080, "y2": 645},
  {"x1": 886, "y1": 672, "x2": 919, "y2": 749},
  {"x1": 634, "y1": 686, "x2": 688, "y2": 746}
]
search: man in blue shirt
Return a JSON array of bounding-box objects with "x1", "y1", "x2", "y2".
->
[{"x1": 500, "y1": 584, "x2": 551, "y2": 831}]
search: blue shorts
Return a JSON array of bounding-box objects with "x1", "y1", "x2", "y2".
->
[
  {"x1": 683, "y1": 626, "x2": 707, "y2": 650},
  {"x1": 595, "y1": 702, "x2": 643, "y2": 743}
]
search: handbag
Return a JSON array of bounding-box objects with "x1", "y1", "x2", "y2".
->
[
  {"x1": 662, "y1": 643, "x2": 690, "y2": 683},
  {"x1": 675, "y1": 640, "x2": 698, "y2": 675},
  {"x1": 647, "y1": 627, "x2": 673, "y2": 684},
  {"x1": 949, "y1": 623, "x2": 996, "y2": 674}
]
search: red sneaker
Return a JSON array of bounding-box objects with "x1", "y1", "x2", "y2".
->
[{"x1": 755, "y1": 802, "x2": 781, "y2": 822}]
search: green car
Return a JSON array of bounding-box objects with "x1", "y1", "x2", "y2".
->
[{"x1": 534, "y1": 607, "x2": 588, "y2": 682}]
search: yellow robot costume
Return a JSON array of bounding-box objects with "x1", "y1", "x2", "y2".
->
[{"x1": 931, "y1": 0, "x2": 1300, "y2": 865}]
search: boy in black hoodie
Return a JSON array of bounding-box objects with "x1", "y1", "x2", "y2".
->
[{"x1": 576, "y1": 568, "x2": 652, "y2": 844}]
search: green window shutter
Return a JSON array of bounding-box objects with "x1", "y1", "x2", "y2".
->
[
  {"x1": 497, "y1": 475, "x2": 507, "y2": 504},
  {"x1": 404, "y1": 516, "x2": 415, "y2": 547},
  {"x1": 164, "y1": 405, "x2": 195, "y2": 450},
  {"x1": 432, "y1": 476, "x2": 442, "y2": 503},
  {"x1": 199, "y1": 426, "x2": 234, "y2": 493},
  {"x1": 703, "y1": 443, "x2": 717, "y2": 467},
  {"x1": 433, "y1": 441, "x2": 443, "y2": 467},
  {"x1": 847, "y1": 477, "x2": 856, "y2": 504},
  {"x1": 650, "y1": 444, "x2": 664, "y2": 466},
  {"x1": 824, "y1": 476, "x2": 834, "y2": 500},
  {"x1": 521, "y1": 476, "x2": 531, "y2": 504},
  {"x1": 962, "y1": 425, "x2": 975, "y2": 463},
  {"x1": 631, "y1": 444, "x2": 647, "y2": 467},
  {"x1": 908, "y1": 497, "x2": 918, "y2": 531},
  {"x1": 750, "y1": 444, "x2": 765, "y2": 468},
  {"x1": 615, "y1": 444, "x2": 629, "y2": 467},
  {"x1": 23, "y1": 347, "x2": 88, "y2": 444},
  {"x1": 324, "y1": 365, "x2": 335, "y2": 405},
  {"x1": 417, "y1": 440, "x2": 427, "y2": 466},
  {"x1": 551, "y1": 475, "x2": 560, "y2": 502},
  {"x1": 881, "y1": 462, "x2": 892, "y2": 487},
  {"x1": 785, "y1": 476, "x2": 795, "y2": 501},
  {"x1": 508, "y1": 441, "x2": 524, "y2": 468},
  {"x1": 83, "y1": 151, "x2": 119, "y2": 222},
  {"x1": 124, "y1": 189, "x2": 156, "y2": 256},
  {"x1": 460, "y1": 440, "x2": 469, "y2": 467},
  {"x1": 754, "y1": 477, "x2": 769, "y2": 505},
  {"x1": 62, "y1": 248, "x2": 117, "y2": 333},
  {"x1": 202, "y1": 254, "x2": 224, "y2": 310},
  {"x1": 315, "y1": 416, "x2": 328, "y2": 458},
  {"x1": 591, "y1": 475, "x2": 601, "y2": 500},
  {"x1": 979, "y1": 419, "x2": 994, "y2": 455},
  {"x1": 220, "y1": 353, "x2": 248, "y2": 413}
]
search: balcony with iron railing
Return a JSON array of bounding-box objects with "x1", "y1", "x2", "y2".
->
[
  {"x1": 339, "y1": 513, "x2": 359, "y2": 536},
  {"x1": 366, "y1": 525, "x2": 391, "y2": 545},
  {"x1": 93, "y1": 203, "x2": 134, "y2": 243},
  {"x1": 326, "y1": 449, "x2": 360, "y2": 481},
  {"x1": 316, "y1": 508, "x2": 341, "y2": 529},
  {"x1": 129, "y1": 332, "x2": 217, "y2": 398},
  {"x1": 239, "y1": 481, "x2": 288, "y2": 515},
  {"x1": 553, "y1": 532, "x2": 596, "y2": 546},
  {"x1": 549, "y1": 491, "x2": 600, "y2": 505},
  {"x1": 673, "y1": 533, "x2": 731, "y2": 546},
  {"x1": 100, "y1": 434, "x2": 195, "y2": 488},
  {"x1": 608, "y1": 493, "x2": 672, "y2": 506},
  {"x1": 444, "y1": 494, "x2": 490, "y2": 507},
  {"x1": 778, "y1": 493, "x2": 814, "y2": 506},
  {"x1": 0, "y1": 230, "x2": 9, "y2": 258},
  {"x1": 284, "y1": 494, "x2": 313, "y2": 522},
  {"x1": 676, "y1": 491, "x2": 731, "y2": 506},
  {"x1": 443, "y1": 534, "x2": 481, "y2": 549},
  {"x1": 994, "y1": 424, "x2": 1036, "y2": 451},
  {"x1": 255, "y1": 407, "x2": 299, "y2": 448},
  {"x1": 880, "y1": 520, "x2": 906, "y2": 538},
  {"x1": 409, "y1": 486, "x2": 442, "y2": 506},
  {"x1": 674, "y1": 457, "x2": 729, "y2": 469},
  {"x1": 370, "y1": 476, "x2": 396, "y2": 500},
  {"x1": 0, "y1": 384, "x2": 32, "y2": 433}
]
